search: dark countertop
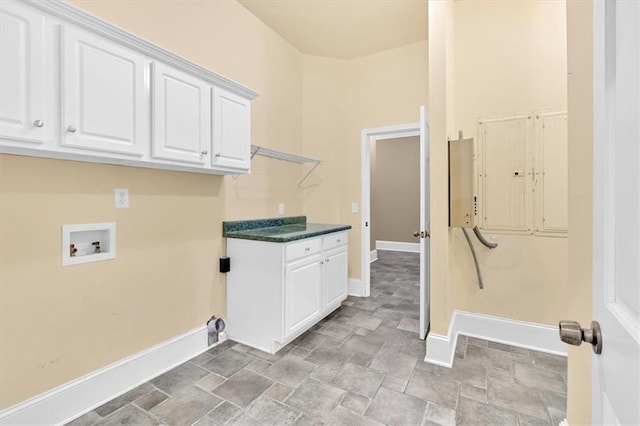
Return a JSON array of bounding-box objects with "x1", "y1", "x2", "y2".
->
[{"x1": 223, "y1": 216, "x2": 351, "y2": 243}]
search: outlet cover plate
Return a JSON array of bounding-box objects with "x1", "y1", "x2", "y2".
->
[{"x1": 115, "y1": 188, "x2": 129, "y2": 209}]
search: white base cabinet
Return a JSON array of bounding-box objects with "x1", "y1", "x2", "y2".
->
[{"x1": 226, "y1": 231, "x2": 348, "y2": 354}]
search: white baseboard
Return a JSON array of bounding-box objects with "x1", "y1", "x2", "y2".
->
[
  {"x1": 425, "y1": 310, "x2": 567, "y2": 367},
  {"x1": 370, "y1": 249, "x2": 378, "y2": 263},
  {"x1": 0, "y1": 325, "x2": 227, "y2": 425},
  {"x1": 348, "y1": 278, "x2": 366, "y2": 297},
  {"x1": 376, "y1": 240, "x2": 420, "y2": 253}
]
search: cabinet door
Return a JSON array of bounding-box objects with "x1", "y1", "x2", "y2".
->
[
  {"x1": 284, "y1": 256, "x2": 322, "y2": 338},
  {"x1": 324, "y1": 248, "x2": 348, "y2": 309},
  {"x1": 151, "y1": 62, "x2": 211, "y2": 165},
  {"x1": 0, "y1": 1, "x2": 44, "y2": 144},
  {"x1": 62, "y1": 26, "x2": 147, "y2": 156},
  {"x1": 212, "y1": 86, "x2": 250, "y2": 172}
]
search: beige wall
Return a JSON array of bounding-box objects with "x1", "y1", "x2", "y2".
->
[
  {"x1": 0, "y1": 0, "x2": 305, "y2": 409},
  {"x1": 0, "y1": 157, "x2": 227, "y2": 408},
  {"x1": 301, "y1": 41, "x2": 428, "y2": 278},
  {"x1": 428, "y1": 0, "x2": 456, "y2": 335},
  {"x1": 372, "y1": 137, "x2": 420, "y2": 245},
  {"x1": 428, "y1": 0, "x2": 569, "y2": 336},
  {"x1": 566, "y1": 1, "x2": 593, "y2": 424},
  {"x1": 345, "y1": 41, "x2": 429, "y2": 277},
  {"x1": 301, "y1": 55, "x2": 349, "y2": 225}
]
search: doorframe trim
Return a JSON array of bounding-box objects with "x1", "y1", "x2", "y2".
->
[{"x1": 360, "y1": 123, "x2": 420, "y2": 296}]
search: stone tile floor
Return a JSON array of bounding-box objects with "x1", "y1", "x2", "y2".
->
[{"x1": 67, "y1": 250, "x2": 567, "y2": 426}]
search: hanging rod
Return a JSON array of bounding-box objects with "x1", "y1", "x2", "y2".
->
[{"x1": 250, "y1": 145, "x2": 323, "y2": 187}]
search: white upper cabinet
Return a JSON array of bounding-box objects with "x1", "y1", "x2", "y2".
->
[
  {"x1": 0, "y1": 1, "x2": 257, "y2": 174},
  {"x1": 151, "y1": 62, "x2": 210, "y2": 165},
  {"x1": 61, "y1": 26, "x2": 148, "y2": 157},
  {"x1": 212, "y1": 86, "x2": 251, "y2": 172},
  {"x1": 0, "y1": 1, "x2": 45, "y2": 145}
]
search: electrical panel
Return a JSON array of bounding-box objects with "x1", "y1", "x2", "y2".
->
[
  {"x1": 478, "y1": 116, "x2": 530, "y2": 233},
  {"x1": 534, "y1": 112, "x2": 568, "y2": 236},
  {"x1": 449, "y1": 132, "x2": 476, "y2": 228}
]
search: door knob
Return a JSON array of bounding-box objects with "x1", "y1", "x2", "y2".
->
[
  {"x1": 413, "y1": 231, "x2": 420, "y2": 237},
  {"x1": 558, "y1": 320, "x2": 603, "y2": 354},
  {"x1": 413, "y1": 231, "x2": 431, "y2": 238}
]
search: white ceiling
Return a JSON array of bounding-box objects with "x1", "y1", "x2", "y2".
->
[{"x1": 238, "y1": 0, "x2": 428, "y2": 60}]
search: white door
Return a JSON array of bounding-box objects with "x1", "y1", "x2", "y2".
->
[
  {"x1": 325, "y1": 248, "x2": 348, "y2": 309},
  {"x1": 212, "y1": 86, "x2": 251, "y2": 171},
  {"x1": 62, "y1": 26, "x2": 147, "y2": 156},
  {"x1": 151, "y1": 62, "x2": 210, "y2": 165},
  {"x1": 0, "y1": 1, "x2": 44, "y2": 144},
  {"x1": 419, "y1": 105, "x2": 431, "y2": 339},
  {"x1": 592, "y1": 1, "x2": 640, "y2": 424}
]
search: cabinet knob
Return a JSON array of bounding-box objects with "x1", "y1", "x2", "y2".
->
[
  {"x1": 67, "y1": 125, "x2": 77, "y2": 133},
  {"x1": 326, "y1": 258, "x2": 330, "y2": 262},
  {"x1": 320, "y1": 261, "x2": 324, "y2": 265},
  {"x1": 33, "y1": 119, "x2": 44, "y2": 128},
  {"x1": 201, "y1": 150, "x2": 208, "y2": 155},
  {"x1": 215, "y1": 152, "x2": 222, "y2": 158},
  {"x1": 337, "y1": 239, "x2": 341, "y2": 243},
  {"x1": 304, "y1": 247, "x2": 310, "y2": 252}
]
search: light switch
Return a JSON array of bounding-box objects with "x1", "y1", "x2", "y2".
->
[
  {"x1": 115, "y1": 188, "x2": 129, "y2": 209},
  {"x1": 278, "y1": 203, "x2": 285, "y2": 215},
  {"x1": 351, "y1": 202, "x2": 359, "y2": 214}
]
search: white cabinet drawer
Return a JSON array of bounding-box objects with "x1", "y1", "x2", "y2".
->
[
  {"x1": 285, "y1": 238, "x2": 322, "y2": 262},
  {"x1": 323, "y1": 232, "x2": 348, "y2": 251}
]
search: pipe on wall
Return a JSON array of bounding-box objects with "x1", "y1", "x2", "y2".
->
[
  {"x1": 462, "y1": 227, "x2": 484, "y2": 290},
  {"x1": 473, "y1": 226, "x2": 498, "y2": 249}
]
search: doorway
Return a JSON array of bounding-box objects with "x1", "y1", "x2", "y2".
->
[
  {"x1": 360, "y1": 111, "x2": 430, "y2": 339},
  {"x1": 370, "y1": 136, "x2": 421, "y2": 258}
]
